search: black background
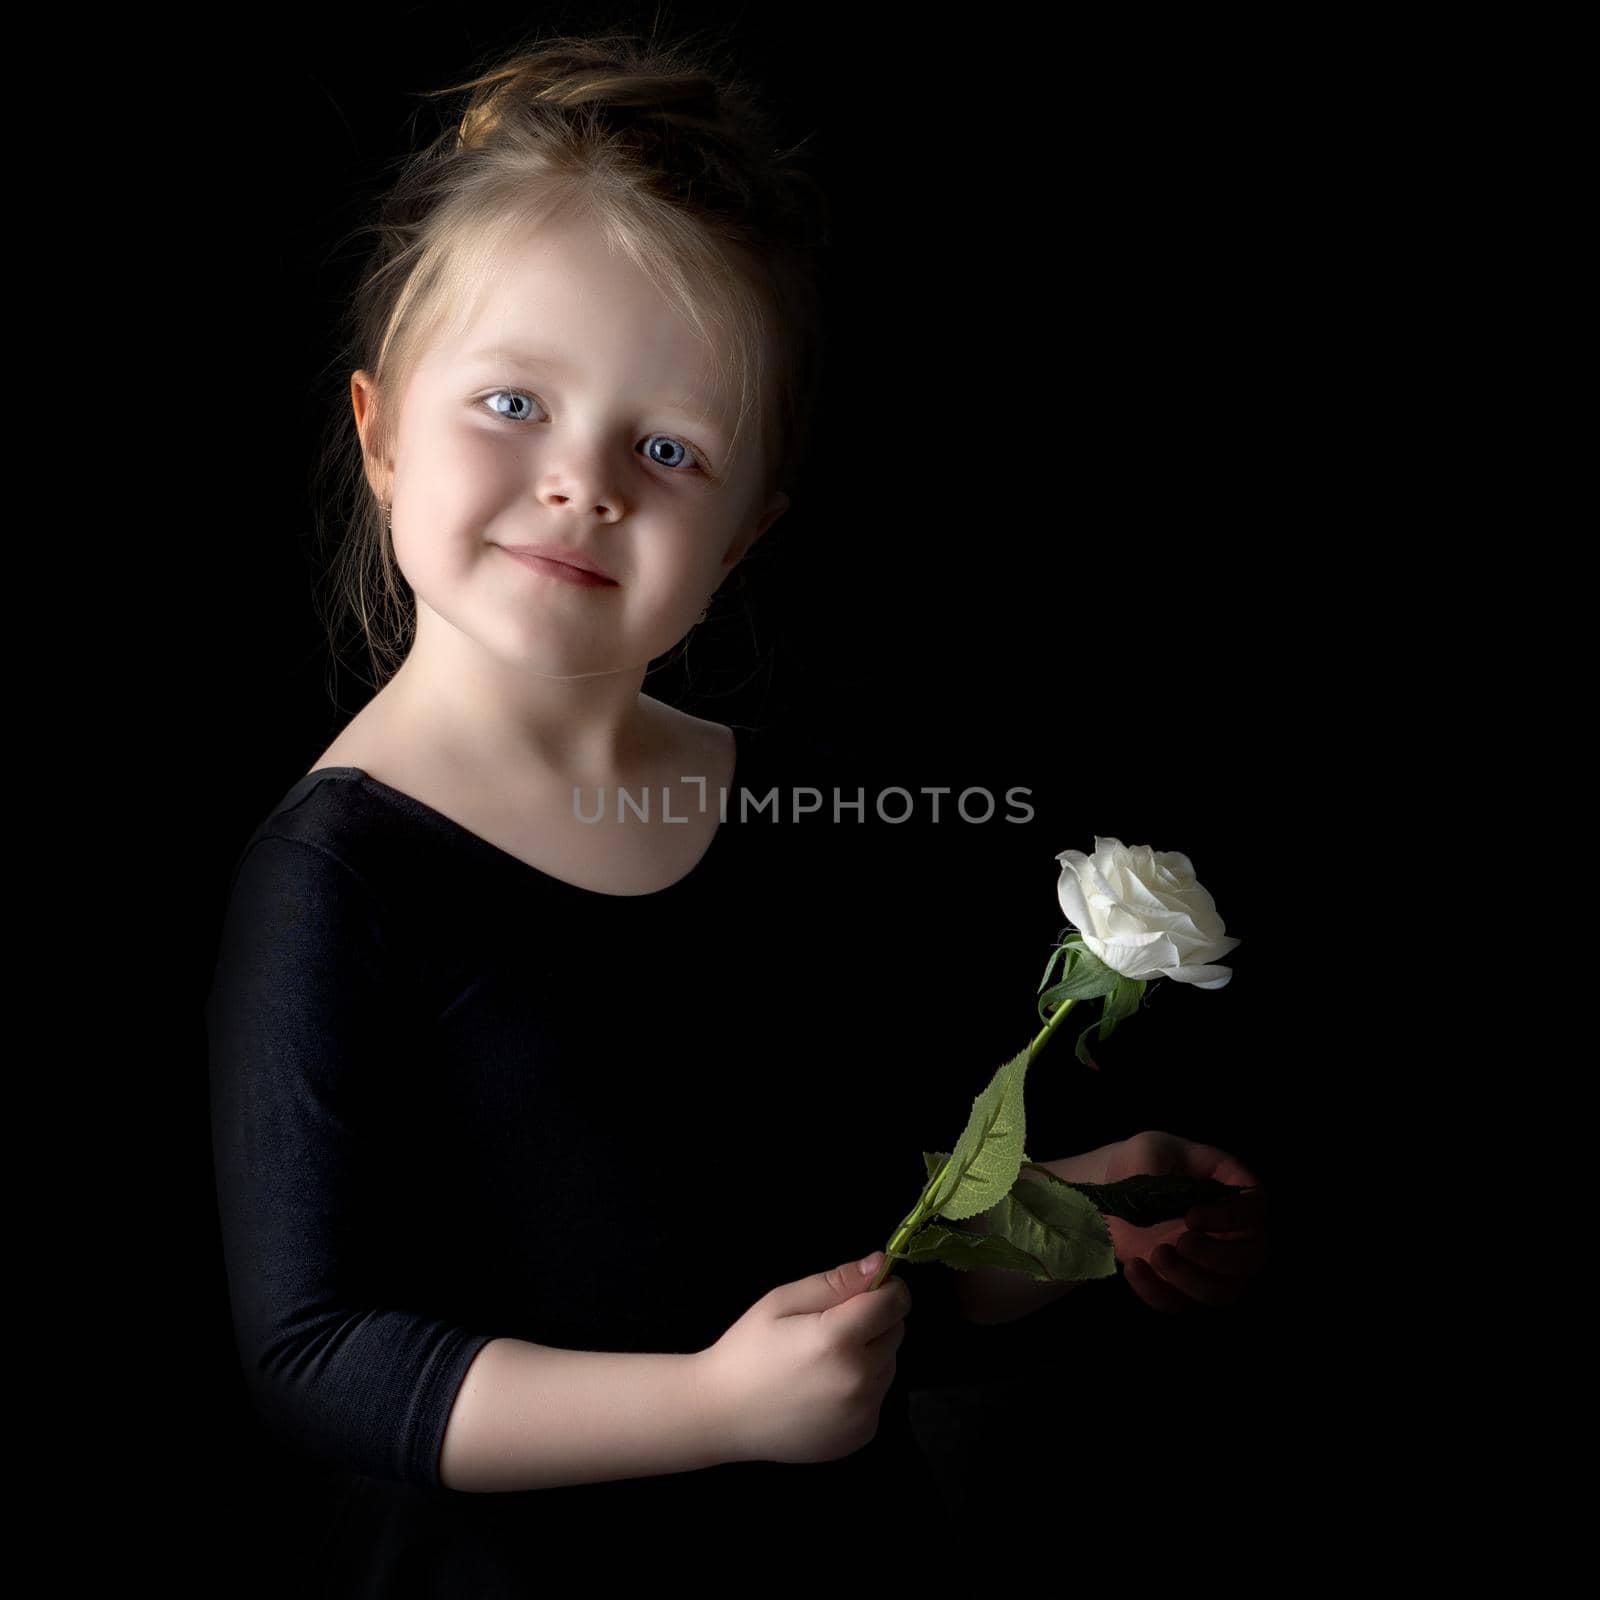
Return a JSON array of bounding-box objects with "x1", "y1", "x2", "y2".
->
[{"x1": 162, "y1": 0, "x2": 1360, "y2": 1580}]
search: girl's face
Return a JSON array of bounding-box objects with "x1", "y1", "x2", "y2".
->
[{"x1": 355, "y1": 213, "x2": 788, "y2": 679}]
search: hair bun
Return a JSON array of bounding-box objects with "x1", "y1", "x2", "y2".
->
[{"x1": 449, "y1": 42, "x2": 728, "y2": 155}]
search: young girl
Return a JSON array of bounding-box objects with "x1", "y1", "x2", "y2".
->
[{"x1": 206, "y1": 28, "x2": 1267, "y2": 1587}]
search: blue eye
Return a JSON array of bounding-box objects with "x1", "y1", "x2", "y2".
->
[
  {"x1": 479, "y1": 389, "x2": 706, "y2": 474},
  {"x1": 482, "y1": 389, "x2": 540, "y2": 424},
  {"x1": 641, "y1": 436, "x2": 693, "y2": 470}
]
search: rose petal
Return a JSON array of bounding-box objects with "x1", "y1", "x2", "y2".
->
[{"x1": 1163, "y1": 963, "x2": 1234, "y2": 988}]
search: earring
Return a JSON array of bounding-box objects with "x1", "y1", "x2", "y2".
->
[
  {"x1": 379, "y1": 500, "x2": 392, "y2": 532},
  {"x1": 696, "y1": 604, "x2": 710, "y2": 625}
]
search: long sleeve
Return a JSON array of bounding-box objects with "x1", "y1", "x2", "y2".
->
[{"x1": 204, "y1": 833, "x2": 495, "y2": 1489}]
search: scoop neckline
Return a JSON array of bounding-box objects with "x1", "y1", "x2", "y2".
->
[{"x1": 297, "y1": 722, "x2": 753, "y2": 901}]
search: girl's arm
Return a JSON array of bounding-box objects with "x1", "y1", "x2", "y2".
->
[
  {"x1": 949, "y1": 1142, "x2": 1120, "y2": 1325},
  {"x1": 437, "y1": 1338, "x2": 728, "y2": 1492},
  {"x1": 207, "y1": 834, "x2": 494, "y2": 1487}
]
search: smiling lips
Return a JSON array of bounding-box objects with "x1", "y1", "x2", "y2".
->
[{"x1": 497, "y1": 543, "x2": 619, "y2": 587}]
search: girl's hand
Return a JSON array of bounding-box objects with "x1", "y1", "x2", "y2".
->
[
  {"x1": 1101, "y1": 1129, "x2": 1268, "y2": 1313},
  {"x1": 695, "y1": 1252, "x2": 912, "y2": 1465}
]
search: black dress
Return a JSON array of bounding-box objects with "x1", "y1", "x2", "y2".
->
[{"x1": 205, "y1": 722, "x2": 989, "y2": 1593}]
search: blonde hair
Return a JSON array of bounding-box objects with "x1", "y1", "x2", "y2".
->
[{"x1": 308, "y1": 27, "x2": 829, "y2": 693}]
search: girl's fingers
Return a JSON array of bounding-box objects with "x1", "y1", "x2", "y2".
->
[
  {"x1": 1149, "y1": 1243, "x2": 1240, "y2": 1307},
  {"x1": 1175, "y1": 1141, "x2": 1262, "y2": 1194},
  {"x1": 1175, "y1": 1226, "x2": 1268, "y2": 1276},
  {"x1": 1124, "y1": 1255, "x2": 1195, "y2": 1314}
]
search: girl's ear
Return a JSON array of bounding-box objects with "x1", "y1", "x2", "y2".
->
[
  {"x1": 350, "y1": 371, "x2": 394, "y2": 505},
  {"x1": 753, "y1": 489, "x2": 790, "y2": 541},
  {"x1": 724, "y1": 490, "x2": 789, "y2": 569}
]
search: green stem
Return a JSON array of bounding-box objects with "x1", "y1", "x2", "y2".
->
[
  {"x1": 868, "y1": 996, "x2": 1080, "y2": 1293},
  {"x1": 1027, "y1": 993, "x2": 1078, "y2": 1064},
  {"x1": 869, "y1": 1158, "x2": 949, "y2": 1291}
]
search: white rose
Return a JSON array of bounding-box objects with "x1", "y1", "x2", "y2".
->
[{"x1": 1055, "y1": 836, "x2": 1240, "y2": 989}]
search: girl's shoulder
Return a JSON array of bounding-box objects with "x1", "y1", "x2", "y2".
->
[{"x1": 217, "y1": 765, "x2": 405, "y2": 919}]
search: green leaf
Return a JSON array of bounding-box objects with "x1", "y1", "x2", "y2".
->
[
  {"x1": 1069, "y1": 972, "x2": 1147, "y2": 1067},
  {"x1": 1074, "y1": 1015, "x2": 1103, "y2": 1069},
  {"x1": 1036, "y1": 941, "x2": 1071, "y2": 998},
  {"x1": 1097, "y1": 972, "x2": 1146, "y2": 1039},
  {"x1": 1036, "y1": 943, "x2": 1122, "y2": 1026},
  {"x1": 984, "y1": 1165, "x2": 1117, "y2": 1280},
  {"x1": 1021, "y1": 1163, "x2": 1249, "y2": 1227},
  {"x1": 919, "y1": 1152, "x2": 1118, "y2": 1282},
  {"x1": 918, "y1": 1045, "x2": 1036, "y2": 1222},
  {"x1": 897, "y1": 1220, "x2": 1055, "y2": 1279},
  {"x1": 1047, "y1": 944, "x2": 1121, "y2": 1000}
]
